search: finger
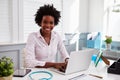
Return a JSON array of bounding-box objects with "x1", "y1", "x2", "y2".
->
[
  {"x1": 59, "y1": 67, "x2": 65, "y2": 72},
  {"x1": 56, "y1": 63, "x2": 66, "y2": 72},
  {"x1": 61, "y1": 65, "x2": 65, "y2": 69},
  {"x1": 61, "y1": 65, "x2": 66, "y2": 72},
  {"x1": 62, "y1": 63, "x2": 67, "y2": 70}
]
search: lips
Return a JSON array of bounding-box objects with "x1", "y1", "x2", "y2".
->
[{"x1": 45, "y1": 28, "x2": 51, "y2": 31}]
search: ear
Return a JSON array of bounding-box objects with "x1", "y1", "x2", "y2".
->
[{"x1": 39, "y1": 23, "x2": 41, "y2": 26}]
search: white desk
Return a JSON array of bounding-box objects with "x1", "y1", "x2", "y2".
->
[{"x1": 13, "y1": 61, "x2": 120, "y2": 80}]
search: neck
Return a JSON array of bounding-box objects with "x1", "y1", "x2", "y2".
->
[{"x1": 40, "y1": 29, "x2": 51, "y2": 37}]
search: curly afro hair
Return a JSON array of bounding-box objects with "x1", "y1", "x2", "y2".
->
[{"x1": 35, "y1": 4, "x2": 61, "y2": 26}]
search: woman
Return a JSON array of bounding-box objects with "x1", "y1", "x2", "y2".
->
[{"x1": 25, "y1": 4, "x2": 69, "y2": 72}]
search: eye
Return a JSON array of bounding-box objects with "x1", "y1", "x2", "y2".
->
[
  {"x1": 43, "y1": 21, "x2": 47, "y2": 24},
  {"x1": 50, "y1": 21, "x2": 54, "y2": 25}
]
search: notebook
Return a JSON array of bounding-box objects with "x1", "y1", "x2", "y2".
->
[
  {"x1": 50, "y1": 49, "x2": 95, "y2": 75},
  {"x1": 69, "y1": 74, "x2": 102, "y2": 80}
]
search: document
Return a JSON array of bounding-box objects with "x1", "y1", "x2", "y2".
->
[{"x1": 69, "y1": 74, "x2": 102, "y2": 80}]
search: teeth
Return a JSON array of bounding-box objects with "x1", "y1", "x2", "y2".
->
[{"x1": 45, "y1": 28, "x2": 50, "y2": 30}]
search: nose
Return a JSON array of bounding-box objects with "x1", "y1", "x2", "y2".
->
[
  {"x1": 45, "y1": 23, "x2": 53, "y2": 29},
  {"x1": 46, "y1": 23, "x2": 51, "y2": 27}
]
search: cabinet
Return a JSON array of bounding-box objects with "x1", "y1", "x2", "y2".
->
[{"x1": 0, "y1": 43, "x2": 25, "y2": 69}]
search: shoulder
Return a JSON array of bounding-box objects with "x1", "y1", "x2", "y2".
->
[
  {"x1": 52, "y1": 31, "x2": 61, "y2": 38},
  {"x1": 26, "y1": 32, "x2": 38, "y2": 43},
  {"x1": 28, "y1": 32, "x2": 37, "y2": 39},
  {"x1": 52, "y1": 31, "x2": 63, "y2": 42},
  {"x1": 29, "y1": 32, "x2": 37, "y2": 35}
]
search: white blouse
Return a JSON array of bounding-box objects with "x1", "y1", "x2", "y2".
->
[{"x1": 25, "y1": 30, "x2": 69, "y2": 68}]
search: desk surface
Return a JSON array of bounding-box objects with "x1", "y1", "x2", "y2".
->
[{"x1": 13, "y1": 61, "x2": 120, "y2": 80}]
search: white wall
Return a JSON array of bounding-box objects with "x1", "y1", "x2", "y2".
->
[
  {"x1": 88, "y1": 0, "x2": 104, "y2": 32},
  {"x1": 63, "y1": 0, "x2": 104, "y2": 33},
  {"x1": 79, "y1": 0, "x2": 89, "y2": 32},
  {"x1": 63, "y1": 0, "x2": 89, "y2": 33},
  {"x1": 63, "y1": 0, "x2": 79, "y2": 33}
]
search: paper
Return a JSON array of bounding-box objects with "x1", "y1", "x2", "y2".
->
[
  {"x1": 69, "y1": 74, "x2": 102, "y2": 80},
  {"x1": 87, "y1": 32, "x2": 98, "y2": 40}
]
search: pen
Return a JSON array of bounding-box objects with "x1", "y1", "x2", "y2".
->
[
  {"x1": 69, "y1": 74, "x2": 85, "y2": 80},
  {"x1": 89, "y1": 74, "x2": 103, "y2": 79}
]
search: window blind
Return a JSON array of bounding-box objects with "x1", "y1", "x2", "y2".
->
[{"x1": 0, "y1": 0, "x2": 11, "y2": 43}]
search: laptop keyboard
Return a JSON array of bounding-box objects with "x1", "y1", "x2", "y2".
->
[{"x1": 49, "y1": 68, "x2": 65, "y2": 74}]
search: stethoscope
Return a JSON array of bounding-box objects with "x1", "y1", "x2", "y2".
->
[{"x1": 29, "y1": 71, "x2": 53, "y2": 80}]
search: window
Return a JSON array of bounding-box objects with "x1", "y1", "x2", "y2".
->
[
  {"x1": 0, "y1": 0, "x2": 63, "y2": 43},
  {"x1": 69, "y1": 0, "x2": 80, "y2": 33},
  {"x1": 0, "y1": 0, "x2": 11, "y2": 43},
  {"x1": 103, "y1": 0, "x2": 120, "y2": 59},
  {"x1": 103, "y1": 0, "x2": 120, "y2": 41}
]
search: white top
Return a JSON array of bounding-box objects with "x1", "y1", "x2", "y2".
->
[{"x1": 25, "y1": 30, "x2": 69, "y2": 68}]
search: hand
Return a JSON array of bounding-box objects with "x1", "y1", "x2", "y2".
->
[
  {"x1": 54, "y1": 63, "x2": 67, "y2": 72},
  {"x1": 65, "y1": 58, "x2": 69, "y2": 64}
]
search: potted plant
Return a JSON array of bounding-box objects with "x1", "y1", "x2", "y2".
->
[
  {"x1": 105, "y1": 35, "x2": 112, "y2": 50},
  {"x1": 0, "y1": 56, "x2": 14, "y2": 80}
]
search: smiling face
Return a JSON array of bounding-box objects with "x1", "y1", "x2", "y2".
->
[{"x1": 40, "y1": 15, "x2": 55, "y2": 35}]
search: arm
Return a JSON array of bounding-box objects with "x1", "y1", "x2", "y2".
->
[
  {"x1": 101, "y1": 55, "x2": 110, "y2": 65},
  {"x1": 25, "y1": 33, "x2": 46, "y2": 68},
  {"x1": 57, "y1": 34, "x2": 70, "y2": 62},
  {"x1": 35, "y1": 62, "x2": 67, "y2": 72}
]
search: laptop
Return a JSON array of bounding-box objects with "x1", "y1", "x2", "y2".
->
[{"x1": 50, "y1": 49, "x2": 95, "y2": 75}]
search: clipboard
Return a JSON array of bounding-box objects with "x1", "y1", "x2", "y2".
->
[{"x1": 13, "y1": 69, "x2": 31, "y2": 77}]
